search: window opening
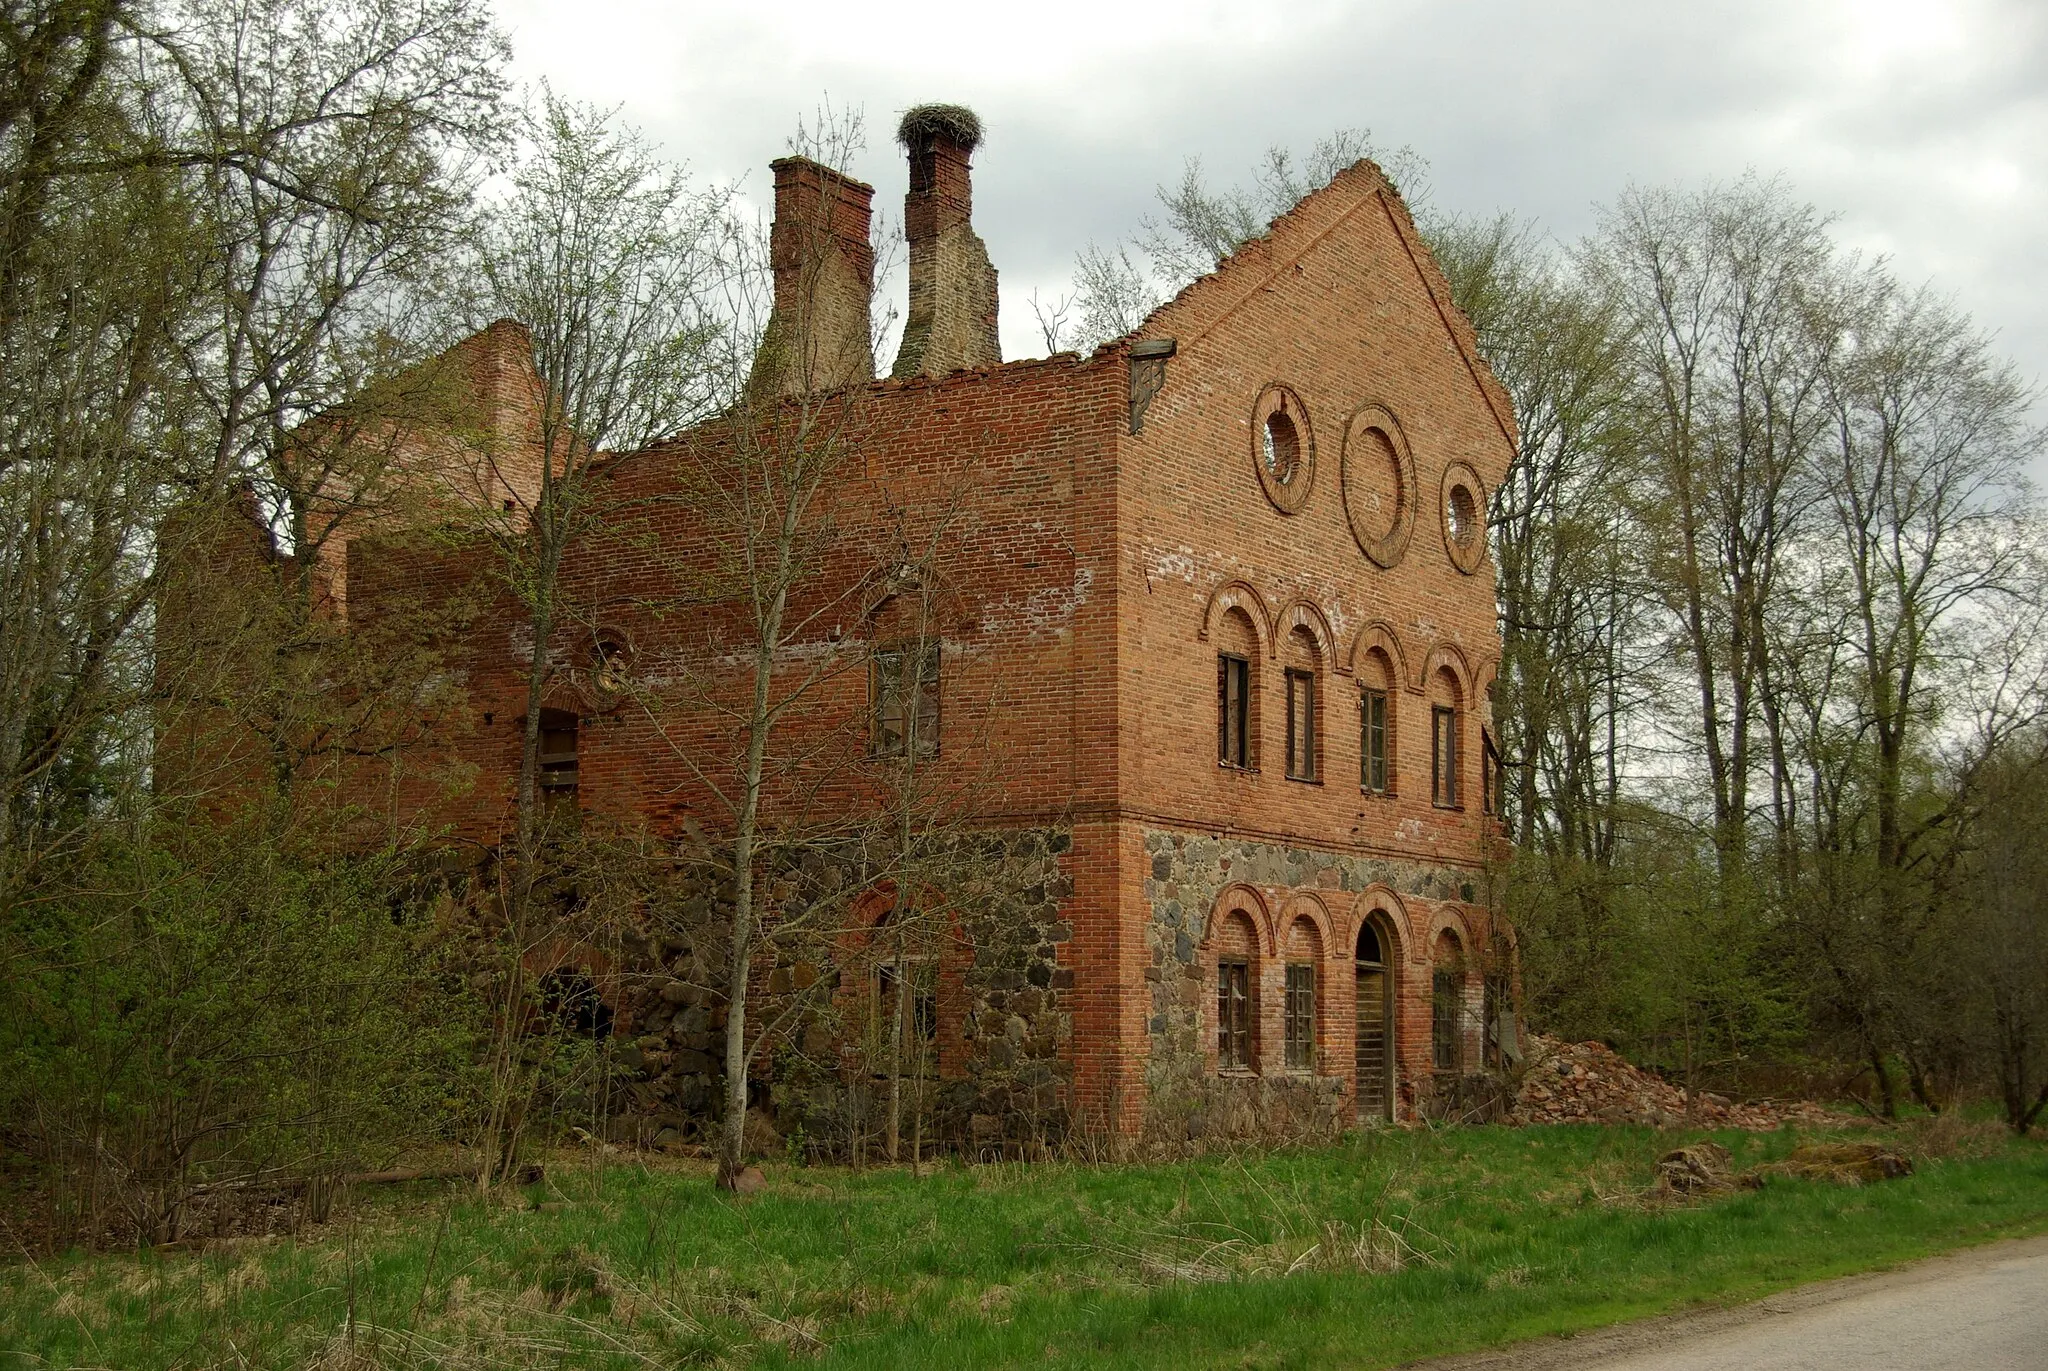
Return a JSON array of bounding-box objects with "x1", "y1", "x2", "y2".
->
[
  {"x1": 1217, "y1": 653, "x2": 1251, "y2": 769},
  {"x1": 1361, "y1": 687, "x2": 1389, "y2": 793},
  {"x1": 1284, "y1": 962, "x2": 1316, "y2": 1069},
  {"x1": 1432, "y1": 967, "x2": 1462, "y2": 1072},
  {"x1": 1482, "y1": 729, "x2": 1503, "y2": 817},
  {"x1": 874, "y1": 958, "x2": 938, "y2": 1054},
  {"x1": 873, "y1": 641, "x2": 941, "y2": 758},
  {"x1": 1446, "y1": 482, "x2": 1478, "y2": 547},
  {"x1": 1217, "y1": 958, "x2": 1251, "y2": 1068},
  {"x1": 538, "y1": 967, "x2": 612, "y2": 1039},
  {"x1": 1285, "y1": 668, "x2": 1317, "y2": 781},
  {"x1": 537, "y1": 708, "x2": 579, "y2": 814},
  {"x1": 1356, "y1": 923, "x2": 1390, "y2": 1120},
  {"x1": 594, "y1": 639, "x2": 628, "y2": 695},
  {"x1": 1262, "y1": 410, "x2": 1301, "y2": 487},
  {"x1": 1431, "y1": 704, "x2": 1460, "y2": 808}
]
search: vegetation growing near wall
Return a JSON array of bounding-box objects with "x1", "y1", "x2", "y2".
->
[{"x1": 3, "y1": 1122, "x2": 2043, "y2": 1368}]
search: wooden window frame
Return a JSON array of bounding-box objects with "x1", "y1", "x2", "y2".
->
[
  {"x1": 872, "y1": 641, "x2": 941, "y2": 759},
  {"x1": 1217, "y1": 957, "x2": 1252, "y2": 1070},
  {"x1": 1431, "y1": 704, "x2": 1460, "y2": 809},
  {"x1": 1284, "y1": 667, "x2": 1317, "y2": 782},
  {"x1": 872, "y1": 956, "x2": 939, "y2": 1058},
  {"x1": 1217, "y1": 653, "x2": 1252, "y2": 770},
  {"x1": 1283, "y1": 962, "x2": 1317, "y2": 1070},
  {"x1": 1360, "y1": 687, "x2": 1390, "y2": 795},
  {"x1": 1432, "y1": 967, "x2": 1462, "y2": 1073}
]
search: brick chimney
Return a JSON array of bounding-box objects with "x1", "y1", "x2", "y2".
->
[
  {"x1": 750, "y1": 157, "x2": 876, "y2": 396},
  {"x1": 890, "y1": 104, "x2": 1001, "y2": 379}
]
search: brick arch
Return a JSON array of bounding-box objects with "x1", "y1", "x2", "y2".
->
[
  {"x1": 1424, "y1": 903, "x2": 1477, "y2": 966},
  {"x1": 1277, "y1": 890, "x2": 1335, "y2": 959},
  {"x1": 1204, "y1": 882, "x2": 1277, "y2": 957},
  {"x1": 840, "y1": 879, "x2": 962, "y2": 953},
  {"x1": 1473, "y1": 655, "x2": 1499, "y2": 708},
  {"x1": 864, "y1": 571, "x2": 974, "y2": 640},
  {"x1": 1346, "y1": 883, "x2": 1411, "y2": 963},
  {"x1": 1198, "y1": 579, "x2": 1274, "y2": 658},
  {"x1": 1415, "y1": 639, "x2": 1475, "y2": 700},
  {"x1": 1275, "y1": 599, "x2": 1338, "y2": 671},
  {"x1": 1347, "y1": 619, "x2": 1411, "y2": 692}
]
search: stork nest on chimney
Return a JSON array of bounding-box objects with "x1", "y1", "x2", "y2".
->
[{"x1": 897, "y1": 103, "x2": 983, "y2": 151}]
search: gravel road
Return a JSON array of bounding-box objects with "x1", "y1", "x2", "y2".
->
[{"x1": 1414, "y1": 1233, "x2": 2048, "y2": 1370}]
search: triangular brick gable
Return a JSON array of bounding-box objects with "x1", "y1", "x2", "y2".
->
[{"x1": 1133, "y1": 160, "x2": 1518, "y2": 484}]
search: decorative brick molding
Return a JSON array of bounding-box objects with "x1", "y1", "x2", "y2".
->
[
  {"x1": 1340, "y1": 403, "x2": 1417, "y2": 568},
  {"x1": 1250, "y1": 383, "x2": 1317, "y2": 515},
  {"x1": 1440, "y1": 459, "x2": 1487, "y2": 575}
]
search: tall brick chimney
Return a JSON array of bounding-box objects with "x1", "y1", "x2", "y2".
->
[
  {"x1": 890, "y1": 104, "x2": 1001, "y2": 379},
  {"x1": 751, "y1": 157, "x2": 876, "y2": 396}
]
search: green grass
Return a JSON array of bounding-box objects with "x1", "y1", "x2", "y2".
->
[{"x1": 5, "y1": 1121, "x2": 2045, "y2": 1369}]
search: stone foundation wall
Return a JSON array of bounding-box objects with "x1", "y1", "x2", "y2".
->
[
  {"x1": 1140, "y1": 825, "x2": 1494, "y2": 1141},
  {"x1": 611, "y1": 827, "x2": 1075, "y2": 1157}
]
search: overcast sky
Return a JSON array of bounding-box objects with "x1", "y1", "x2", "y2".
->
[{"x1": 495, "y1": 0, "x2": 2046, "y2": 443}]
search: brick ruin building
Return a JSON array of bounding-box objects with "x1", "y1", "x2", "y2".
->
[{"x1": 165, "y1": 106, "x2": 1518, "y2": 1148}]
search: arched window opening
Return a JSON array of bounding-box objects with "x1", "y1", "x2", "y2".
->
[
  {"x1": 537, "y1": 707, "x2": 579, "y2": 815},
  {"x1": 1284, "y1": 625, "x2": 1321, "y2": 783},
  {"x1": 1482, "y1": 729, "x2": 1504, "y2": 818},
  {"x1": 1430, "y1": 667, "x2": 1462, "y2": 810},
  {"x1": 1213, "y1": 908, "x2": 1259, "y2": 1071},
  {"x1": 872, "y1": 639, "x2": 941, "y2": 759},
  {"x1": 1283, "y1": 917, "x2": 1322, "y2": 1071},
  {"x1": 1214, "y1": 605, "x2": 1260, "y2": 771},
  {"x1": 538, "y1": 967, "x2": 612, "y2": 1039},
  {"x1": 1432, "y1": 930, "x2": 1464, "y2": 1074},
  {"x1": 1359, "y1": 649, "x2": 1395, "y2": 796},
  {"x1": 1355, "y1": 918, "x2": 1393, "y2": 1120},
  {"x1": 874, "y1": 958, "x2": 938, "y2": 1054},
  {"x1": 862, "y1": 899, "x2": 944, "y2": 1082}
]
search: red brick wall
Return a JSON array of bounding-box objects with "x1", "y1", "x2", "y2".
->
[{"x1": 190, "y1": 158, "x2": 1516, "y2": 1140}]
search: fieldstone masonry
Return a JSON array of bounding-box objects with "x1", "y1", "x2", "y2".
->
[{"x1": 1140, "y1": 827, "x2": 1495, "y2": 1144}]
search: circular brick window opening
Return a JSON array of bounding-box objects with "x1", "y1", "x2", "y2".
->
[
  {"x1": 1341, "y1": 405, "x2": 1417, "y2": 568},
  {"x1": 1250, "y1": 384, "x2": 1316, "y2": 515},
  {"x1": 1440, "y1": 461, "x2": 1486, "y2": 574}
]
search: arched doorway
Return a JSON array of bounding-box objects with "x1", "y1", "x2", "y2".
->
[{"x1": 1355, "y1": 921, "x2": 1394, "y2": 1121}]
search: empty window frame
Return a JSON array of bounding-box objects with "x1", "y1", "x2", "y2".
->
[
  {"x1": 537, "y1": 708, "x2": 579, "y2": 814},
  {"x1": 1482, "y1": 729, "x2": 1503, "y2": 817},
  {"x1": 873, "y1": 642, "x2": 941, "y2": 758},
  {"x1": 1431, "y1": 704, "x2": 1460, "y2": 808},
  {"x1": 874, "y1": 958, "x2": 939, "y2": 1056},
  {"x1": 1432, "y1": 967, "x2": 1462, "y2": 1072},
  {"x1": 1360, "y1": 687, "x2": 1390, "y2": 794},
  {"x1": 1217, "y1": 654, "x2": 1252, "y2": 769},
  {"x1": 1217, "y1": 957, "x2": 1252, "y2": 1068},
  {"x1": 1284, "y1": 962, "x2": 1317, "y2": 1070},
  {"x1": 1285, "y1": 668, "x2": 1317, "y2": 781}
]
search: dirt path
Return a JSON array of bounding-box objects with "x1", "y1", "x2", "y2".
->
[{"x1": 1412, "y1": 1232, "x2": 2048, "y2": 1370}]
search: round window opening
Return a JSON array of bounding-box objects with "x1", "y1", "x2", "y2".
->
[
  {"x1": 1446, "y1": 483, "x2": 1479, "y2": 548},
  {"x1": 594, "y1": 639, "x2": 629, "y2": 694},
  {"x1": 1262, "y1": 411, "x2": 1301, "y2": 487}
]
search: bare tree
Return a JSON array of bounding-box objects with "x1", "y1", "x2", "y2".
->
[{"x1": 458, "y1": 89, "x2": 728, "y2": 1185}]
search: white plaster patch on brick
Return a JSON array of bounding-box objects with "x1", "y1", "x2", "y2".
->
[
  {"x1": 1146, "y1": 545, "x2": 1200, "y2": 585},
  {"x1": 987, "y1": 565, "x2": 1094, "y2": 639}
]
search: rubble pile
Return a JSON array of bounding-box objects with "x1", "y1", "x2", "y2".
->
[{"x1": 1510, "y1": 1036, "x2": 1847, "y2": 1130}]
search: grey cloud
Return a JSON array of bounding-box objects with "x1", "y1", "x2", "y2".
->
[{"x1": 500, "y1": 0, "x2": 2048, "y2": 465}]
